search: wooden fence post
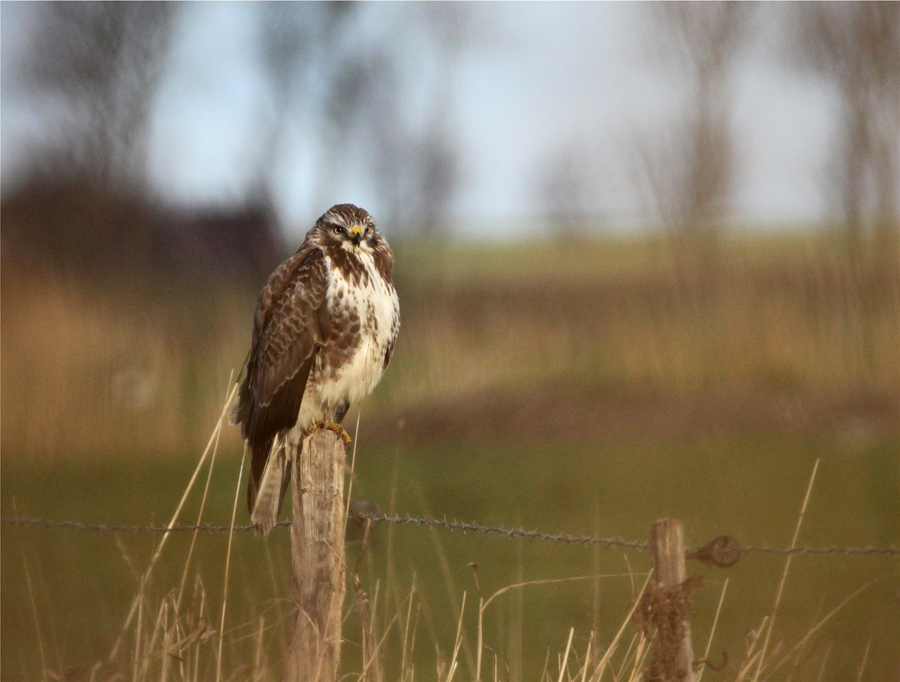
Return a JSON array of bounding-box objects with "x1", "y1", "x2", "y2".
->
[
  {"x1": 285, "y1": 430, "x2": 347, "y2": 682},
  {"x1": 651, "y1": 518, "x2": 697, "y2": 682}
]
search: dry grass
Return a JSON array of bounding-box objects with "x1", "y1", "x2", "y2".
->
[
  {"x1": 392, "y1": 237, "x2": 898, "y2": 403},
  {"x1": 18, "y1": 454, "x2": 884, "y2": 682},
  {"x1": 14, "y1": 380, "x2": 659, "y2": 682},
  {"x1": 2, "y1": 232, "x2": 898, "y2": 461},
  {"x1": 1, "y1": 272, "x2": 251, "y2": 459}
]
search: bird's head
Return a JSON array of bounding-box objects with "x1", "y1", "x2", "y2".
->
[{"x1": 316, "y1": 204, "x2": 381, "y2": 252}]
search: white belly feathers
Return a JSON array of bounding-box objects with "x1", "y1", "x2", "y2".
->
[{"x1": 294, "y1": 249, "x2": 399, "y2": 430}]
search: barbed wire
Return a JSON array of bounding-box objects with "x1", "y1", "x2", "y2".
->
[
  {"x1": 3, "y1": 514, "x2": 898, "y2": 559},
  {"x1": 373, "y1": 514, "x2": 651, "y2": 550},
  {"x1": 2, "y1": 516, "x2": 266, "y2": 534},
  {"x1": 0, "y1": 515, "x2": 647, "y2": 549}
]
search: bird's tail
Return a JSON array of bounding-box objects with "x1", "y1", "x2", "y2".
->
[{"x1": 249, "y1": 435, "x2": 292, "y2": 536}]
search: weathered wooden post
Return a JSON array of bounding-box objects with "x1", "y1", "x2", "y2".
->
[
  {"x1": 285, "y1": 430, "x2": 347, "y2": 682},
  {"x1": 650, "y1": 518, "x2": 697, "y2": 682}
]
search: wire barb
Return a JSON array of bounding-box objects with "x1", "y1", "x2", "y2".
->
[{"x1": 2, "y1": 515, "x2": 898, "y2": 557}]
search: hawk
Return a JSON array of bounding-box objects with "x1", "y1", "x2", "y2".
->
[{"x1": 232, "y1": 204, "x2": 399, "y2": 535}]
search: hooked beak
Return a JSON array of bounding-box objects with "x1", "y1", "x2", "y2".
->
[{"x1": 351, "y1": 227, "x2": 363, "y2": 246}]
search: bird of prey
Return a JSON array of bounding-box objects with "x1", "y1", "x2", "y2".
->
[{"x1": 232, "y1": 204, "x2": 399, "y2": 535}]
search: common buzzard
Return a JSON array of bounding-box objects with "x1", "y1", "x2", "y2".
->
[{"x1": 232, "y1": 204, "x2": 399, "y2": 535}]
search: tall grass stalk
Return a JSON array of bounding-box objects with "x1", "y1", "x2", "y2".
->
[
  {"x1": 853, "y1": 639, "x2": 872, "y2": 682},
  {"x1": 177, "y1": 373, "x2": 233, "y2": 615},
  {"x1": 22, "y1": 550, "x2": 50, "y2": 682},
  {"x1": 216, "y1": 439, "x2": 245, "y2": 682},
  {"x1": 752, "y1": 458, "x2": 820, "y2": 682},
  {"x1": 556, "y1": 627, "x2": 575, "y2": 682},
  {"x1": 107, "y1": 383, "x2": 238, "y2": 665},
  {"x1": 696, "y1": 578, "x2": 728, "y2": 682},
  {"x1": 593, "y1": 570, "x2": 653, "y2": 680},
  {"x1": 762, "y1": 576, "x2": 886, "y2": 681}
]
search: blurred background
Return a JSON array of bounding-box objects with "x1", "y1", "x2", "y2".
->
[{"x1": 2, "y1": 3, "x2": 897, "y2": 681}]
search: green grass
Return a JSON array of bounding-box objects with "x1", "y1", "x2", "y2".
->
[
  {"x1": 3, "y1": 427, "x2": 897, "y2": 680},
  {"x1": 394, "y1": 230, "x2": 846, "y2": 286}
]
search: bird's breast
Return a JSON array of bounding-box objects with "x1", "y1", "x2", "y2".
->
[{"x1": 311, "y1": 253, "x2": 399, "y2": 408}]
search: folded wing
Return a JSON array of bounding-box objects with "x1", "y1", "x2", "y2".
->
[{"x1": 234, "y1": 247, "x2": 330, "y2": 516}]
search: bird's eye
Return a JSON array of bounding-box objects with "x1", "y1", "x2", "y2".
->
[
  {"x1": 333, "y1": 226, "x2": 344, "y2": 235},
  {"x1": 364, "y1": 227, "x2": 371, "y2": 235}
]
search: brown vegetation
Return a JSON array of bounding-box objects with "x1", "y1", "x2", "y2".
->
[{"x1": 2, "y1": 229, "x2": 897, "y2": 461}]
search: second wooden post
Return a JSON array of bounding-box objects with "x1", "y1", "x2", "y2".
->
[
  {"x1": 650, "y1": 518, "x2": 697, "y2": 682},
  {"x1": 286, "y1": 429, "x2": 347, "y2": 682}
]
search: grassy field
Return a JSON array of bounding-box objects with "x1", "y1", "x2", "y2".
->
[
  {"x1": 2, "y1": 232, "x2": 898, "y2": 680},
  {"x1": 3, "y1": 430, "x2": 897, "y2": 680}
]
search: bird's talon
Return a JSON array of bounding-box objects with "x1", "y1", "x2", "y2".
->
[
  {"x1": 307, "y1": 420, "x2": 352, "y2": 444},
  {"x1": 325, "y1": 419, "x2": 352, "y2": 444}
]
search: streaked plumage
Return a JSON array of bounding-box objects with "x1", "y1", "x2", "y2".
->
[{"x1": 232, "y1": 204, "x2": 399, "y2": 535}]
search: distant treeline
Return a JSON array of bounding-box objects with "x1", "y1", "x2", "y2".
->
[{"x1": 2, "y1": 178, "x2": 288, "y2": 288}]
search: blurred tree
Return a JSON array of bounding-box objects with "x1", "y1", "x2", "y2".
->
[
  {"x1": 635, "y1": 2, "x2": 754, "y2": 387},
  {"x1": 788, "y1": 2, "x2": 899, "y2": 380},
  {"x1": 331, "y1": 3, "x2": 468, "y2": 239},
  {"x1": 4, "y1": 2, "x2": 174, "y2": 281},
  {"x1": 405, "y1": 4, "x2": 467, "y2": 238},
  {"x1": 22, "y1": 2, "x2": 176, "y2": 191},
  {"x1": 407, "y1": 127, "x2": 461, "y2": 239},
  {"x1": 535, "y1": 141, "x2": 595, "y2": 241},
  {"x1": 253, "y1": 3, "x2": 469, "y2": 239},
  {"x1": 790, "y1": 2, "x2": 899, "y2": 286},
  {"x1": 5, "y1": 2, "x2": 286, "y2": 286},
  {"x1": 254, "y1": 3, "x2": 355, "y2": 205},
  {"x1": 637, "y1": 2, "x2": 753, "y2": 287},
  {"x1": 6, "y1": 2, "x2": 476, "y2": 288}
]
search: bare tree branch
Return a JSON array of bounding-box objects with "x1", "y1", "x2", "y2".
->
[
  {"x1": 789, "y1": 3, "x2": 899, "y2": 282},
  {"x1": 24, "y1": 2, "x2": 175, "y2": 189},
  {"x1": 637, "y1": 2, "x2": 753, "y2": 286}
]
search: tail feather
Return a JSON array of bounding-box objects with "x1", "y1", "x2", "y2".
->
[{"x1": 250, "y1": 437, "x2": 291, "y2": 536}]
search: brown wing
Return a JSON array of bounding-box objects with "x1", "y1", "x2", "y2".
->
[{"x1": 235, "y1": 246, "x2": 331, "y2": 513}]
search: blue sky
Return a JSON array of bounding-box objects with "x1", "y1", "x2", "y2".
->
[{"x1": 2, "y1": 2, "x2": 839, "y2": 238}]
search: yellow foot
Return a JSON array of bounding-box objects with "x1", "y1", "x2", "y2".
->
[{"x1": 307, "y1": 420, "x2": 352, "y2": 444}]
